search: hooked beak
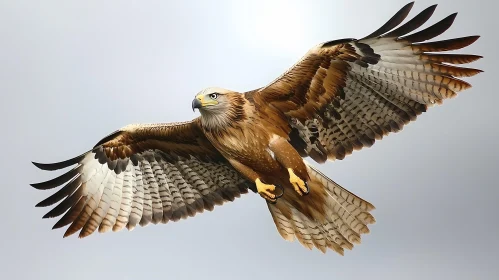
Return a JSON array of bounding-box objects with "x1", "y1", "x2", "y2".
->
[{"x1": 192, "y1": 98, "x2": 202, "y2": 112}]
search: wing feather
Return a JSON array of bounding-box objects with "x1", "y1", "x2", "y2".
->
[
  {"x1": 383, "y1": 4, "x2": 437, "y2": 37},
  {"x1": 250, "y1": 2, "x2": 481, "y2": 163},
  {"x1": 113, "y1": 166, "x2": 134, "y2": 231},
  {"x1": 361, "y1": 1, "x2": 415, "y2": 39},
  {"x1": 31, "y1": 119, "x2": 253, "y2": 238},
  {"x1": 400, "y1": 13, "x2": 457, "y2": 42},
  {"x1": 128, "y1": 165, "x2": 143, "y2": 230},
  {"x1": 99, "y1": 171, "x2": 124, "y2": 233}
]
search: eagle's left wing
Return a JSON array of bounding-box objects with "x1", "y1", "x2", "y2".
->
[
  {"x1": 249, "y1": 2, "x2": 482, "y2": 163},
  {"x1": 31, "y1": 119, "x2": 253, "y2": 238}
]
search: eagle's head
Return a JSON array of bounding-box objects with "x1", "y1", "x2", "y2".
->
[
  {"x1": 192, "y1": 87, "x2": 247, "y2": 130},
  {"x1": 192, "y1": 87, "x2": 232, "y2": 113}
]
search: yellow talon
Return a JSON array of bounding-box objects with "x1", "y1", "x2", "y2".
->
[
  {"x1": 288, "y1": 168, "x2": 309, "y2": 196},
  {"x1": 255, "y1": 178, "x2": 277, "y2": 202}
]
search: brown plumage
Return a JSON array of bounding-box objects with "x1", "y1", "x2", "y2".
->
[{"x1": 31, "y1": 2, "x2": 482, "y2": 254}]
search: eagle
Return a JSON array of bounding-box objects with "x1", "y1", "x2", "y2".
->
[{"x1": 31, "y1": 2, "x2": 482, "y2": 254}]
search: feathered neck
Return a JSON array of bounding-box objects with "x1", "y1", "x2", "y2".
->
[{"x1": 199, "y1": 94, "x2": 247, "y2": 133}]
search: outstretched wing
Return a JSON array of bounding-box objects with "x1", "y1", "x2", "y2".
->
[
  {"x1": 249, "y1": 2, "x2": 482, "y2": 163},
  {"x1": 31, "y1": 119, "x2": 253, "y2": 238}
]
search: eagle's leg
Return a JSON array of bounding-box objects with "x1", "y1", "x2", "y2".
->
[{"x1": 269, "y1": 136, "x2": 310, "y2": 196}]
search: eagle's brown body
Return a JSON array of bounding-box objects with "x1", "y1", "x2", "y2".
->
[
  {"x1": 31, "y1": 2, "x2": 482, "y2": 254},
  {"x1": 200, "y1": 92, "x2": 325, "y2": 220},
  {"x1": 202, "y1": 92, "x2": 308, "y2": 186}
]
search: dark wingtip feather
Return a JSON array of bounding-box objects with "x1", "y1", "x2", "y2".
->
[
  {"x1": 361, "y1": 2, "x2": 415, "y2": 40},
  {"x1": 401, "y1": 13, "x2": 458, "y2": 42},
  {"x1": 30, "y1": 164, "x2": 83, "y2": 190},
  {"x1": 42, "y1": 188, "x2": 83, "y2": 219},
  {"x1": 32, "y1": 151, "x2": 89, "y2": 171},
  {"x1": 52, "y1": 196, "x2": 86, "y2": 229},
  {"x1": 35, "y1": 175, "x2": 81, "y2": 207},
  {"x1": 413, "y1": 35, "x2": 480, "y2": 52},
  {"x1": 384, "y1": 4, "x2": 438, "y2": 38}
]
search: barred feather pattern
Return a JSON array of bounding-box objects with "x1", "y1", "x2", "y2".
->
[
  {"x1": 262, "y1": 3, "x2": 483, "y2": 162},
  {"x1": 32, "y1": 148, "x2": 251, "y2": 238},
  {"x1": 268, "y1": 163, "x2": 375, "y2": 254}
]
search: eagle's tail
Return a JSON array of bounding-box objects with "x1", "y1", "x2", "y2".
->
[{"x1": 267, "y1": 163, "x2": 375, "y2": 254}]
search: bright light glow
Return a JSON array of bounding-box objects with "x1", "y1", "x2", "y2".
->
[{"x1": 229, "y1": 0, "x2": 312, "y2": 56}]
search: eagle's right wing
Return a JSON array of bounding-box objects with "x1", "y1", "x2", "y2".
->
[{"x1": 31, "y1": 118, "x2": 254, "y2": 238}]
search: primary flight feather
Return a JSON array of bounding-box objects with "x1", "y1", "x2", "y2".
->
[{"x1": 31, "y1": 2, "x2": 482, "y2": 254}]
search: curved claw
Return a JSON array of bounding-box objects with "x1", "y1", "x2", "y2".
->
[
  {"x1": 303, "y1": 182, "x2": 310, "y2": 195},
  {"x1": 263, "y1": 185, "x2": 284, "y2": 204},
  {"x1": 266, "y1": 197, "x2": 277, "y2": 204},
  {"x1": 274, "y1": 184, "x2": 284, "y2": 199}
]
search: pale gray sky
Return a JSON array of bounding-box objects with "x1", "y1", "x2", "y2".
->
[{"x1": 1, "y1": 0, "x2": 497, "y2": 279}]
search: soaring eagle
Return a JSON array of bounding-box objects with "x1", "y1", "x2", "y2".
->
[{"x1": 31, "y1": 2, "x2": 482, "y2": 254}]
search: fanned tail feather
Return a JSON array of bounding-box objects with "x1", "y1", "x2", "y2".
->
[{"x1": 268, "y1": 162, "x2": 375, "y2": 254}]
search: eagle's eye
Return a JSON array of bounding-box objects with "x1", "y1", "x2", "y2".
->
[{"x1": 209, "y1": 93, "x2": 219, "y2": 100}]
